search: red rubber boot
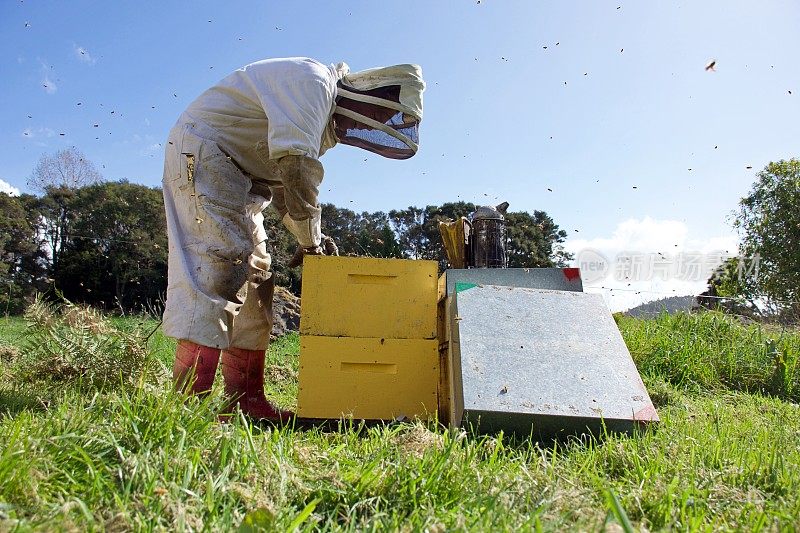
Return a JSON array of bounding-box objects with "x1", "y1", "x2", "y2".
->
[
  {"x1": 172, "y1": 340, "x2": 220, "y2": 396},
  {"x1": 220, "y1": 347, "x2": 294, "y2": 423}
]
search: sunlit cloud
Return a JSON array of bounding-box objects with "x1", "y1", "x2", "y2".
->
[
  {"x1": 73, "y1": 43, "x2": 96, "y2": 65},
  {"x1": 0, "y1": 179, "x2": 20, "y2": 196},
  {"x1": 565, "y1": 217, "x2": 739, "y2": 312}
]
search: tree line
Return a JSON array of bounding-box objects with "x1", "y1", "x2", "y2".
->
[
  {"x1": 0, "y1": 148, "x2": 571, "y2": 315},
  {"x1": 7, "y1": 148, "x2": 796, "y2": 321}
]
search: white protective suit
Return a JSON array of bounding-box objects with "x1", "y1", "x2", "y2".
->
[{"x1": 162, "y1": 57, "x2": 424, "y2": 350}]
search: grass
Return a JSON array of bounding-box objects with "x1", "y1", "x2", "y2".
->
[
  {"x1": 0, "y1": 309, "x2": 799, "y2": 531},
  {"x1": 0, "y1": 316, "x2": 28, "y2": 348},
  {"x1": 621, "y1": 313, "x2": 800, "y2": 401}
]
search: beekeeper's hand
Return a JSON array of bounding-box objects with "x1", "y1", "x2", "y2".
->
[
  {"x1": 287, "y1": 234, "x2": 338, "y2": 268},
  {"x1": 287, "y1": 245, "x2": 323, "y2": 268},
  {"x1": 321, "y1": 235, "x2": 339, "y2": 257}
]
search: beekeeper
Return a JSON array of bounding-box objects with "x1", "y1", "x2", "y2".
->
[{"x1": 163, "y1": 57, "x2": 425, "y2": 422}]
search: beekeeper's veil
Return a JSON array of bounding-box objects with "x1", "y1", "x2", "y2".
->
[{"x1": 332, "y1": 64, "x2": 425, "y2": 159}]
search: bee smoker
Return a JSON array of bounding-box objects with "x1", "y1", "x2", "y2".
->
[{"x1": 467, "y1": 202, "x2": 509, "y2": 268}]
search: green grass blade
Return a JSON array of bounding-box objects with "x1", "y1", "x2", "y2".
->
[{"x1": 604, "y1": 488, "x2": 635, "y2": 533}]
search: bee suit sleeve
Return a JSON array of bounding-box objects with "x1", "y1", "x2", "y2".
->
[
  {"x1": 247, "y1": 58, "x2": 339, "y2": 248},
  {"x1": 272, "y1": 155, "x2": 324, "y2": 248}
]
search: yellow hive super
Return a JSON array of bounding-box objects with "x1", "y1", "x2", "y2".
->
[
  {"x1": 299, "y1": 255, "x2": 438, "y2": 339},
  {"x1": 298, "y1": 336, "x2": 438, "y2": 419},
  {"x1": 297, "y1": 256, "x2": 440, "y2": 420}
]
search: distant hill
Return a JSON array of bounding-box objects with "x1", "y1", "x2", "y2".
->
[{"x1": 624, "y1": 295, "x2": 697, "y2": 318}]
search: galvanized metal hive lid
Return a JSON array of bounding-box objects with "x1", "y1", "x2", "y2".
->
[
  {"x1": 453, "y1": 284, "x2": 658, "y2": 436},
  {"x1": 443, "y1": 268, "x2": 583, "y2": 295}
]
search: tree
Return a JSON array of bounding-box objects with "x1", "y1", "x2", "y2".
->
[
  {"x1": 320, "y1": 204, "x2": 368, "y2": 256},
  {"x1": 25, "y1": 148, "x2": 104, "y2": 275},
  {"x1": 698, "y1": 257, "x2": 760, "y2": 317},
  {"x1": 506, "y1": 210, "x2": 572, "y2": 268},
  {"x1": 385, "y1": 202, "x2": 574, "y2": 271},
  {"x1": 732, "y1": 158, "x2": 800, "y2": 320},
  {"x1": 263, "y1": 206, "x2": 302, "y2": 294},
  {"x1": 54, "y1": 181, "x2": 168, "y2": 312},
  {"x1": 320, "y1": 204, "x2": 403, "y2": 259},
  {"x1": 356, "y1": 224, "x2": 403, "y2": 259},
  {"x1": 389, "y1": 202, "x2": 477, "y2": 266},
  {"x1": 33, "y1": 186, "x2": 77, "y2": 273},
  {"x1": 27, "y1": 146, "x2": 103, "y2": 193},
  {"x1": 0, "y1": 193, "x2": 46, "y2": 314},
  {"x1": 388, "y1": 205, "x2": 427, "y2": 259}
]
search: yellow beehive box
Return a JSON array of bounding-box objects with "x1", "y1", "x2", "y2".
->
[
  {"x1": 297, "y1": 336, "x2": 439, "y2": 420},
  {"x1": 300, "y1": 256, "x2": 438, "y2": 339}
]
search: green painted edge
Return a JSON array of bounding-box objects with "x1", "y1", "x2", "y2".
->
[{"x1": 455, "y1": 282, "x2": 478, "y2": 293}]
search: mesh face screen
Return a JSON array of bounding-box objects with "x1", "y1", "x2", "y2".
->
[
  {"x1": 344, "y1": 112, "x2": 419, "y2": 148},
  {"x1": 336, "y1": 110, "x2": 419, "y2": 159},
  {"x1": 334, "y1": 81, "x2": 420, "y2": 159}
]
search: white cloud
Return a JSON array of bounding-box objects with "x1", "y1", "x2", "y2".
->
[
  {"x1": 22, "y1": 127, "x2": 55, "y2": 139},
  {"x1": 38, "y1": 59, "x2": 58, "y2": 94},
  {"x1": 0, "y1": 179, "x2": 20, "y2": 196},
  {"x1": 565, "y1": 217, "x2": 739, "y2": 312},
  {"x1": 42, "y1": 74, "x2": 57, "y2": 94},
  {"x1": 73, "y1": 44, "x2": 96, "y2": 65}
]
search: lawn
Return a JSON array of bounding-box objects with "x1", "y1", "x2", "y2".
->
[{"x1": 0, "y1": 303, "x2": 799, "y2": 531}]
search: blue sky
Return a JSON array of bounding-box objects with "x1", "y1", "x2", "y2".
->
[{"x1": 2, "y1": 1, "x2": 798, "y2": 309}]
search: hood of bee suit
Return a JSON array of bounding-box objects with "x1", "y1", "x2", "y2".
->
[{"x1": 332, "y1": 63, "x2": 425, "y2": 159}]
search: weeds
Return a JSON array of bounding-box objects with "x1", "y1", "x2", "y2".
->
[
  {"x1": 0, "y1": 345, "x2": 19, "y2": 363},
  {"x1": 8, "y1": 296, "x2": 164, "y2": 400}
]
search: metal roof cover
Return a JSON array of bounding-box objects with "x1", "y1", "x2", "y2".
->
[
  {"x1": 452, "y1": 284, "x2": 658, "y2": 437},
  {"x1": 443, "y1": 268, "x2": 583, "y2": 296}
]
